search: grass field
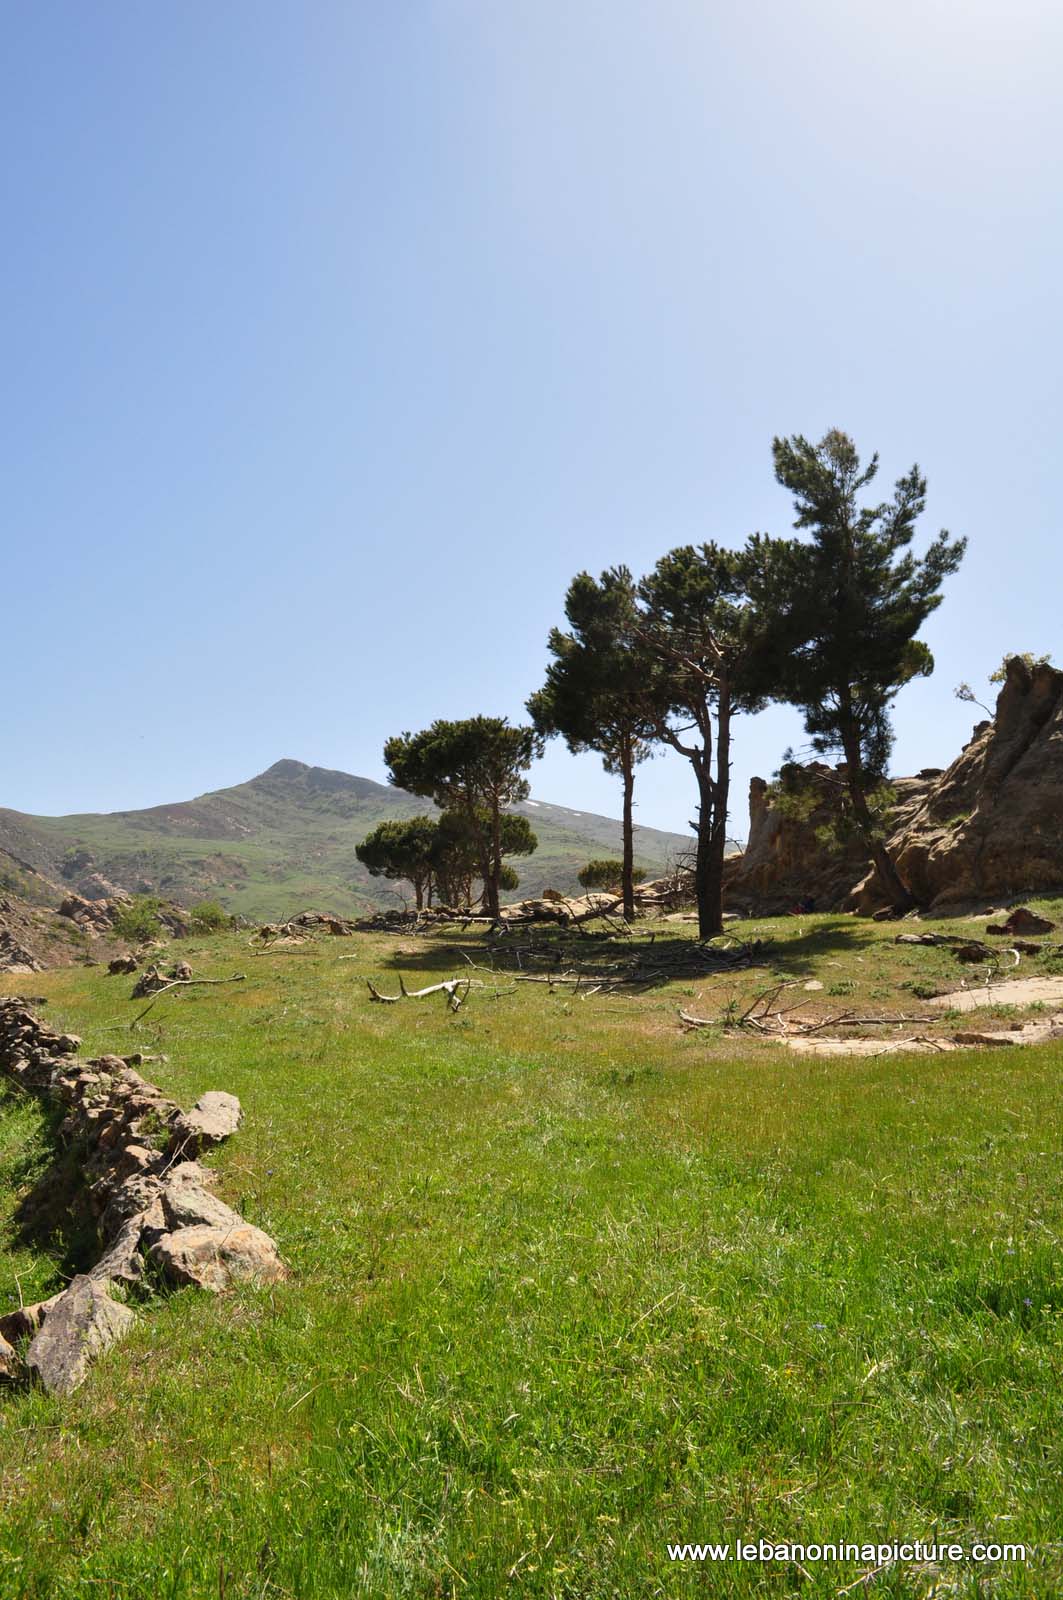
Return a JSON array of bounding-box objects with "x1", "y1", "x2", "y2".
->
[{"x1": 1, "y1": 907, "x2": 1061, "y2": 1597}]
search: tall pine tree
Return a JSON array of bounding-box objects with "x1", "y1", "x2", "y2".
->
[
  {"x1": 755, "y1": 429, "x2": 966, "y2": 909},
  {"x1": 528, "y1": 568, "x2": 656, "y2": 921}
]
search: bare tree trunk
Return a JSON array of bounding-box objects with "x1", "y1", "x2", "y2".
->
[
  {"x1": 694, "y1": 764, "x2": 723, "y2": 939},
  {"x1": 840, "y1": 721, "x2": 915, "y2": 911},
  {"x1": 620, "y1": 744, "x2": 635, "y2": 923},
  {"x1": 702, "y1": 685, "x2": 732, "y2": 936},
  {"x1": 484, "y1": 800, "x2": 502, "y2": 919}
]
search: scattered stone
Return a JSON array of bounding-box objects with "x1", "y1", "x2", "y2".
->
[
  {"x1": 26, "y1": 1276, "x2": 135, "y2": 1396},
  {"x1": 803, "y1": 979, "x2": 824, "y2": 991}
]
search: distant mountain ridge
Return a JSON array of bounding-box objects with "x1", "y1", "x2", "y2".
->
[{"x1": 0, "y1": 759, "x2": 704, "y2": 921}]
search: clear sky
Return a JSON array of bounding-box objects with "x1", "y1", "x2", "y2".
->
[{"x1": 4, "y1": 1, "x2": 1060, "y2": 841}]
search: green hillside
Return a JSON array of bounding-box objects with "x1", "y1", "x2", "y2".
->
[{"x1": 0, "y1": 759, "x2": 700, "y2": 922}]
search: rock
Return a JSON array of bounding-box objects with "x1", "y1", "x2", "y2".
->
[
  {"x1": 954, "y1": 942, "x2": 994, "y2": 963},
  {"x1": 169, "y1": 1090, "x2": 242, "y2": 1153},
  {"x1": 26, "y1": 1276, "x2": 135, "y2": 1396},
  {"x1": 108, "y1": 954, "x2": 139, "y2": 975},
  {"x1": 803, "y1": 979, "x2": 824, "y2": 991},
  {"x1": 159, "y1": 1164, "x2": 244, "y2": 1233},
  {"x1": 728, "y1": 658, "x2": 1063, "y2": 914},
  {"x1": 151, "y1": 1223, "x2": 287, "y2": 1293},
  {"x1": 89, "y1": 1214, "x2": 148, "y2": 1285},
  {"x1": 986, "y1": 907, "x2": 1057, "y2": 937},
  {"x1": 723, "y1": 764, "x2": 938, "y2": 916},
  {"x1": 953, "y1": 1031, "x2": 1018, "y2": 1047},
  {"x1": 0, "y1": 928, "x2": 45, "y2": 975},
  {"x1": 0, "y1": 1332, "x2": 23, "y2": 1382},
  {"x1": 854, "y1": 658, "x2": 1063, "y2": 911},
  {"x1": 0, "y1": 1294, "x2": 62, "y2": 1345}
]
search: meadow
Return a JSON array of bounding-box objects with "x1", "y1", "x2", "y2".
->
[{"x1": 0, "y1": 907, "x2": 1061, "y2": 1598}]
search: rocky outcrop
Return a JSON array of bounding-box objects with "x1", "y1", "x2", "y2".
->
[
  {"x1": 724, "y1": 658, "x2": 1063, "y2": 915},
  {"x1": 56, "y1": 894, "x2": 191, "y2": 937},
  {"x1": 0, "y1": 998, "x2": 286, "y2": 1395},
  {"x1": 724, "y1": 765, "x2": 865, "y2": 913},
  {"x1": 853, "y1": 657, "x2": 1063, "y2": 910},
  {"x1": 723, "y1": 765, "x2": 939, "y2": 914}
]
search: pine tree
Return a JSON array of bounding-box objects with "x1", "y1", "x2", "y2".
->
[
  {"x1": 758, "y1": 429, "x2": 966, "y2": 908},
  {"x1": 383, "y1": 718, "x2": 541, "y2": 918},
  {"x1": 528, "y1": 569, "x2": 655, "y2": 921},
  {"x1": 635, "y1": 544, "x2": 772, "y2": 938}
]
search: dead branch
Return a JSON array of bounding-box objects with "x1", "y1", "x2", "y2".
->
[
  {"x1": 366, "y1": 976, "x2": 474, "y2": 1012},
  {"x1": 130, "y1": 973, "x2": 246, "y2": 1024}
]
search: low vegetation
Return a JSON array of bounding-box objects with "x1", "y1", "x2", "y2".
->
[
  {"x1": 110, "y1": 894, "x2": 164, "y2": 944},
  {"x1": 1, "y1": 903, "x2": 1060, "y2": 1596}
]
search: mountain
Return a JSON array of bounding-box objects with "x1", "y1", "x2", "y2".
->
[{"x1": 0, "y1": 760, "x2": 700, "y2": 921}]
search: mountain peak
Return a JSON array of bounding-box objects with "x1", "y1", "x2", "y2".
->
[{"x1": 259, "y1": 759, "x2": 311, "y2": 780}]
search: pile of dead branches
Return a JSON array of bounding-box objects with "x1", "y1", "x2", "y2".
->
[
  {"x1": 679, "y1": 981, "x2": 937, "y2": 1038},
  {"x1": 252, "y1": 911, "x2": 358, "y2": 947}
]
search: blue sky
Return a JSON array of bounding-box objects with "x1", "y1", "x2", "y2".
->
[{"x1": 4, "y1": 1, "x2": 1060, "y2": 841}]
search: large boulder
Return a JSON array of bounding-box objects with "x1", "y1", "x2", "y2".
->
[{"x1": 151, "y1": 1223, "x2": 288, "y2": 1293}]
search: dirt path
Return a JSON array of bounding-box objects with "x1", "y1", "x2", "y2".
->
[{"x1": 931, "y1": 976, "x2": 1063, "y2": 1012}]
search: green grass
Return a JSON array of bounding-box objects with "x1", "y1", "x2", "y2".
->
[{"x1": 0, "y1": 908, "x2": 1061, "y2": 1597}]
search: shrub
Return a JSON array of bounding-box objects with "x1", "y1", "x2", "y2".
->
[
  {"x1": 190, "y1": 900, "x2": 231, "y2": 933},
  {"x1": 112, "y1": 895, "x2": 163, "y2": 943},
  {"x1": 577, "y1": 859, "x2": 639, "y2": 891}
]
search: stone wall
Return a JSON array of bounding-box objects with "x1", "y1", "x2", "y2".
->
[{"x1": 0, "y1": 998, "x2": 285, "y2": 1395}]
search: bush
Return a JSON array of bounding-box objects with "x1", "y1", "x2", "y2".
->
[
  {"x1": 578, "y1": 859, "x2": 626, "y2": 891},
  {"x1": 112, "y1": 895, "x2": 163, "y2": 943},
  {"x1": 190, "y1": 900, "x2": 231, "y2": 933}
]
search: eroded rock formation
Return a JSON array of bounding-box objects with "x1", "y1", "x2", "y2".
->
[
  {"x1": 0, "y1": 998, "x2": 285, "y2": 1395},
  {"x1": 726, "y1": 658, "x2": 1063, "y2": 915},
  {"x1": 852, "y1": 656, "x2": 1063, "y2": 910}
]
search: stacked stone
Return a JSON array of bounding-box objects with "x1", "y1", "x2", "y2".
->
[{"x1": 0, "y1": 997, "x2": 285, "y2": 1396}]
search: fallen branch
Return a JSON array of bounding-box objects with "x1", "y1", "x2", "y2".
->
[
  {"x1": 131, "y1": 974, "x2": 246, "y2": 1025},
  {"x1": 366, "y1": 976, "x2": 473, "y2": 1012}
]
